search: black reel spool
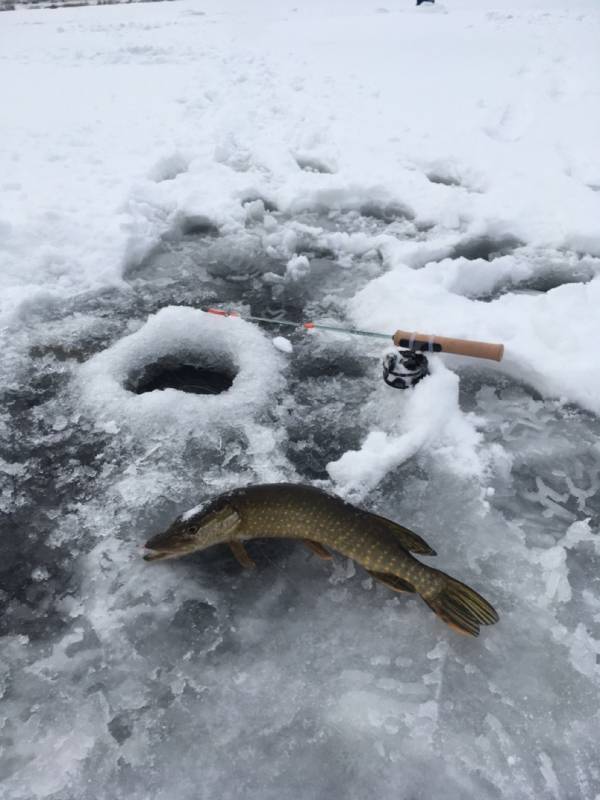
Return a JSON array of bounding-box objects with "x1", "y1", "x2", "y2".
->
[{"x1": 383, "y1": 349, "x2": 430, "y2": 390}]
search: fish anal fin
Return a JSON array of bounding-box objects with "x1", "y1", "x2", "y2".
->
[
  {"x1": 367, "y1": 570, "x2": 416, "y2": 594},
  {"x1": 303, "y1": 540, "x2": 332, "y2": 560},
  {"x1": 368, "y1": 512, "x2": 436, "y2": 556},
  {"x1": 229, "y1": 541, "x2": 256, "y2": 569}
]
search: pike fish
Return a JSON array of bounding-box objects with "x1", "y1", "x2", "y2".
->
[{"x1": 144, "y1": 483, "x2": 498, "y2": 637}]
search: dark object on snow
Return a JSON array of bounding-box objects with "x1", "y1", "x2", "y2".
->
[
  {"x1": 416, "y1": 0, "x2": 435, "y2": 5},
  {"x1": 144, "y1": 483, "x2": 499, "y2": 637},
  {"x1": 383, "y1": 349, "x2": 430, "y2": 390}
]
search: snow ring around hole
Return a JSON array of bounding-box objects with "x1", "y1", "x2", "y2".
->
[{"x1": 78, "y1": 306, "x2": 285, "y2": 436}]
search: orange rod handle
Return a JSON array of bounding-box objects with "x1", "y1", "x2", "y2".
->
[{"x1": 392, "y1": 329, "x2": 504, "y2": 362}]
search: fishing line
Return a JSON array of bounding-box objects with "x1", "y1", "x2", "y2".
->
[{"x1": 203, "y1": 307, "x2": 504, "y2": 391}]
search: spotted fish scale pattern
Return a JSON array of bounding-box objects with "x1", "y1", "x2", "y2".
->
[{"x1": 147, "y1": 483, "x2": 499, "y2": 637}]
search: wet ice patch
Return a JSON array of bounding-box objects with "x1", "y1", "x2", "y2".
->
[
  {"x1": 460, "y1": 371, "x2": 600, "y2": 541},
  {"x1": 125, "y1": 203, "x2": 388, "y2": 332},
  {"x1": 78, "y1": 306, "x2": 284, "y2": 438},
  {"x1": 284, "y1": 337, "x2": 372, "y2": 481}
]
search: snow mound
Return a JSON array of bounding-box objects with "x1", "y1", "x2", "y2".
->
[
  {"x1": 78, "y1": 306, "x2": 284, "y2": 437},
  {"x1": 328, "y1": 361, "x2": 488, "y2": 497},
  {"x1": 348, "y1": 261, "x2": 600, "y2": 416}
]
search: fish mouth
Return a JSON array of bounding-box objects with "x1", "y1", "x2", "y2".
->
[{"x1": 143, "y1": 549, "x2": 179, "y2": 562}]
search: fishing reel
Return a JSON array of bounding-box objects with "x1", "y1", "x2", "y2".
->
[{"x1": 383, "y1": 348, "x2": 430, "y2": 390}]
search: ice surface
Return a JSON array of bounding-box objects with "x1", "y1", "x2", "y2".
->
[{"x1": 1, "y1": 1, "x2": 600, "y2": 799}]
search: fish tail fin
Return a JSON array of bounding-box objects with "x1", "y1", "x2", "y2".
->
[{"x1": 422, "y1": 570, "x2": 499, "y2": 637}]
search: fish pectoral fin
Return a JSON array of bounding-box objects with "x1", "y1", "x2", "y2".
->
[
  {"x1": 228, "y1": 541, "x2": 256, "y2": 569},
  {"x1": 303, "y1": 540, "x2": 332, "y2": 560},
  {"x1": 367, "y1": 570, "x2": 416, "y2": 594},
  {"x1": 368, "y1": 512, "x2": 436, "y2": 556}
]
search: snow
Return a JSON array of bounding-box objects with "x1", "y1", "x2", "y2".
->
[
  {"x1": 79, "y1": 305, "x2": 285, "y2": 437},
  {"x1": 286, "y1": 254, "x2": 311, "y2": 281},
  {"x1": 327, "y1": 359, "x2": 488, "y2": 496},
  {"x1": 181, "y1": 502, "x2": 206, "y2": 522},
  {"x1": 1, "y1": 0, "x2": 600, "y2": 798},
  {"x1": 272, "y1": 335, "x2": 294, "y2": 354}
]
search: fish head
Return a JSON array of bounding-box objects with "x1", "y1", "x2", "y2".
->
[{"x1": 144, "y1": 499, "x2": 241, "y2": 562}]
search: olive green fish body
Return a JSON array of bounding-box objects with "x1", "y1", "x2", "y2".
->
[
  {"x1": 144, "y1": 483, "x2": 498, "y2": 637},
  {"x1": 225, "y1": 484, "x2": 440, "y2": 594}
]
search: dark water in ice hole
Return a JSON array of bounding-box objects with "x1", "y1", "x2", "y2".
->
[{"x1": 128, "y1": 360, "x2": 234, "y2": 396}]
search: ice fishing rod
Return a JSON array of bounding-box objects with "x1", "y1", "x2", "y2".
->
[
  {"x1": 205, "y1": 307, "x2": 504, "y2": 390},
  {"x1": 205, "y1": 307, "x2": 504, "y2": 360}
]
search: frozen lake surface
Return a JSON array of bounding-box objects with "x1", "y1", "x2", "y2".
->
[{"x1": 1, "y1": 1, "x2": 600, "y2": 798}]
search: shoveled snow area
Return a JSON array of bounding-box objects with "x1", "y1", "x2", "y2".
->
[{"x1": 1, "y1": 1, "x2": 600, "y2": 799}]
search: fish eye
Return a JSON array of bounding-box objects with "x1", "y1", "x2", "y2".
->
[{"x1": 186, "y1": 526, "x2": 196, "y2": 535}]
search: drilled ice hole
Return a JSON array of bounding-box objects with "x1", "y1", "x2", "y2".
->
[{"x1": 127, "y1": 354, "x2": 235, "y2": 396}]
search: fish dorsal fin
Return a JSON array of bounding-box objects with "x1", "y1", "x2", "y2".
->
[
  {"x1": 368, "y1": 512, "x2": 436, "y2": 556},
  {"x1": 367, "y1": 570, "x2": 416, "y2": 593}
]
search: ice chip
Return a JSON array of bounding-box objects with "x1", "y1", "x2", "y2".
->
[{"x1": 272, "y1": 336, "x2": 293, "y2": 354}]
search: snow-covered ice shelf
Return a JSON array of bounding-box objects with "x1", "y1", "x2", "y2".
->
[{"x1": 1, "y1": 1, "x2": 600, "y2": 798}]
